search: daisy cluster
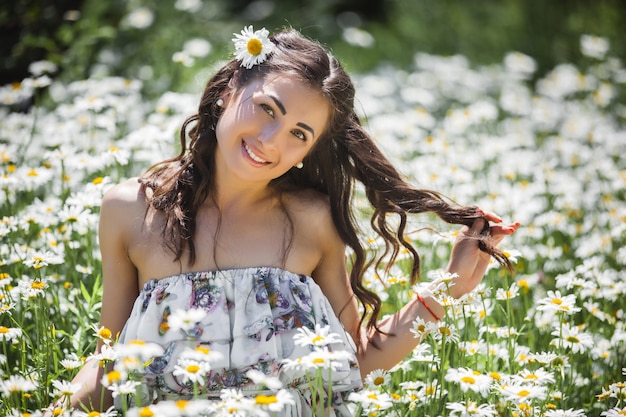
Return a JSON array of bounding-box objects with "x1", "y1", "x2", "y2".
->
[
  {"x1": 351, "y1": 35, "x2": 625, "y2": 416},
  {"x1": 45, "y1": 323, "x2": 349, "y2": 416},
  {"x1": 0, "y1": 31, "x2": 624, "y2": 417}
]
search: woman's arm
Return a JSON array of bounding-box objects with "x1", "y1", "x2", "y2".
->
[
  {"x1": 314, "y1": 208, "x2": 519, "y2": 379},
  {"x1": 67, "y1": 180, "x2": 143, "y2": 411}
]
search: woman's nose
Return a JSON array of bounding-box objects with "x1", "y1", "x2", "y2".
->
[{"x1": 258, "y1": 122, "x2": 281, "y2": 147}]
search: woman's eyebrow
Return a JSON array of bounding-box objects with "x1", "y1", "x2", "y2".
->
[
  {"x1": 297, "y1": 122, "x2": 315, "y2": 137},
  {"x1": 269, "y1": 95, "x2": 286, "y2": 115},
  {"x1": 269, "y1": 94, "x2": 315, "y2": 137}
]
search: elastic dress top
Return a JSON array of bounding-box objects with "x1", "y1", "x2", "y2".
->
[{"x1": 115, "y1": 266, "x2": 363, "y2": 416}]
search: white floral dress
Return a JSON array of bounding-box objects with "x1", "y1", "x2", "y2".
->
[{"x1": 117, "y1": 267, "x2": 362, "y2": 416}]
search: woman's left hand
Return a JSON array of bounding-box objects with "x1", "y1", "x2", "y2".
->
[{"x1": 444, "y1": 210, "x2": 520, "y2": 298}]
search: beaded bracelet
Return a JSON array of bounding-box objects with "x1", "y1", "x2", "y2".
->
[{"x1": 416, "y1": 292, "x2": 442, "y2": 321}]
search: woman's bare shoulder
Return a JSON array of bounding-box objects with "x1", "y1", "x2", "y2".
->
[
  {"x1": 99, "y1": 177, "x2": 150, "y2": 225},
  {"x1": 102, "y1": 178, "x2": 146, "y2": 207}
]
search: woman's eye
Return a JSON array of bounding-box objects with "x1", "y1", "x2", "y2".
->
[
  {"x1": 260, "y1": 103, "x2": 274, "y2": 117},
  {"x1": 292, "y1": 130, "x2": 306, "y2": 141}
]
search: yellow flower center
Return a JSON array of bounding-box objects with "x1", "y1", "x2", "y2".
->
[
  {"x1": 247, "y1": 38, "x2": 263, "y2": 56},
  {"x1": 175, "y1": 400, "x2": 188, "y2": 410},
  {"x1": 186, "y1": 364, "x2": 200, "y2": 373},
  {"x1": 312, "y1": 357, "x2": 326, "y2": 364},
  {"x1": 311, "y1": 335, "x2": 325, "y2": 344},
  {"x1": 93, "y1": 177, "x2": 103, "y2": 184},
  {"x1": 98, "y1": 328, "x2": 112, "y2": 339},
  {"x1": 438, "y1": 326, "x2": 452, "y2": 336},
  {"x1": 87, "y1": 412, "x2": 101, "y2": 417},
  {"x1": 373, "y1": 376, "x2": 386, "y2": 386},
  {"x1": 106, "y1": 370, "x2": 122, "y2": 384},
  {"x1": 566, "y1": 336, "x2": 580, "y2": 343},
  {"x1": 0, "y1": 326, "x2": 8, "y2": 333},
  {"x1": 517, "y1": 390, "x2": 531, "y2": 397},
  {"x1": 53, "y1": 409, "x2": 64, "y2": 417},
  {"x1": 551, "y1": 298, "x2": 563, "y2": 305},
  {"x1": 255, "y1": 394, "x2": 278, "y2": 405},
  {"x1": 138, "y1": 407, "x2": 154, "y2": 417},
  {"x1": 195, "y1": 346, "x2": 210, "y2": 354},
  {"x1": 31, "y1": 281, "x2": 46, "y2": 289},
  {"x1": 461, "y1": 376, "x2": 476, "y2": 384}
]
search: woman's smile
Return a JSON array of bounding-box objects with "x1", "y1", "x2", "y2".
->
[{"x1": 242, "y1": 140, "x2": 271, "y2": 166}]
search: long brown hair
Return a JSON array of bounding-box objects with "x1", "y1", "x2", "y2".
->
[{"x1": 139, "y1": 28, "x2": 511, "y2": 343}]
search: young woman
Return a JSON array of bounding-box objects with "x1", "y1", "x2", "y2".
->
[{"x1": 65, "y1": 26, "x2": 519, "y2": 415}]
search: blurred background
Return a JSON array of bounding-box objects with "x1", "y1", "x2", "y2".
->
[{"x1": 2, "y1": 0, "x2": 625, "y2": 96}]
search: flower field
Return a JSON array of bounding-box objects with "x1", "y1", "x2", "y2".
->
[{"x1": 1, "y1": 32, "x2": 625, "y2": 416}]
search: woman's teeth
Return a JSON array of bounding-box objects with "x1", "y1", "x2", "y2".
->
[{"x1": 244, "y1": 142, "x2": 269, "y2": 163}]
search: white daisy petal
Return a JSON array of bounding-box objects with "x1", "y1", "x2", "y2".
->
[{"x1": 232, "y1": 25, "x2": 275, "y2": 69}]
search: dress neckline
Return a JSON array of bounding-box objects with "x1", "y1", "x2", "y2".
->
[{"x1": 141, "y1": 266, "x2": 313, "y2": 292}]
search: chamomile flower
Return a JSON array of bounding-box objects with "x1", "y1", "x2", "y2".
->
[
  {"x1": 254, "y1": 389, "x2": 296, "y2": 412},
  {"x1": 0, "y1": 325, "x2": 22, "y2": 341},
  {"x1": 348, "y1": 389, "x2": 393, "y2": 411},
  {"x1": 602, "y1": 406, "x2": 626, "y2": 417},
  {"x1": 498, "y1": 382, "x2": 547, "y2": 403},
  {"x1": 51, "y1": 379, "x2": 82, "y2": 401},
  {"x1": 444, "y1": 367, "x2": 492, "y2": 397},
  {"x1": 545, "y1": 408, "x2": 587, "y2": 417},
  {"x1": 447, "y1": 400, "x2": 498, "y2": 417},
  {"x1": 551, "y1": 324, "x2": 594, "y2": 354},
  {"x1": 101, "y1": 370, "x2": 127, "y2": 388},
  {"x1": 246, "y1": 369, "x2": 283, "y2": 391},
  {"x1": 293, "y1": 324, "x2": 342, "y2": 347},
  {"x1": 232, "y1": 26, "x2": 275, "y2": 69},
  {"x1": 141, "y1": 399, "x2": 214, "y2": 417},
  {"x1": 217, "y1": 388, "x2": 259, "y2": 416},
  {"x1": 180, "y1": 345, "x2": 224, "y2": 364},
  {"x1": 59, "y1": 354, "x2": 85, "y2": 370},
  {"x1": 537, "y1": 290, "x2": 580, "y2": 314},
  {"x1": 107, "y1": 380, "x2": 142, "y2": 398},
  {"x1": 114, "y1": 339, "x2": 164, "y2": 361},
  {"x1": 72, "y1": 406, "x2": 118, "y2": 417},
  {"x1": 365, "y1": 369, "x2": 391, "y2": 388},
  {"x1": 0, "y1": 375, "x2": 37, "y2": 395},
  {"x1": 301, "y1": 348, "x2": 353, "y2": 372},
  {"x1": 172, "y1": 358, "x2": 211, "y2": 385},
  {"x1": 167, "y1": 307, "x2": 207, "y2": 332},
  {"x1": 515, "y1": 368, "x2": 556, "y2": 385},
  {"x1": 410, "y1": 315, "x2": 437, "y2": 339},
  {"x1": 92, "y1": 324, "x2": 114, "y2": 343},
  {"x1": 496, "y1": 282, "x2": 520, "y2": 300},
  {"x1": 17, "y1": 277, "x2": 49, "y2": 300}
]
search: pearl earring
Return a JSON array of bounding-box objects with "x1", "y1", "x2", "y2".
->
[
  {"x1": 295, "y1": 162, "x2": 303, "y2": 169},
  {"x1": 216, "y1": 98, "x2": 224, "y2": 107}
]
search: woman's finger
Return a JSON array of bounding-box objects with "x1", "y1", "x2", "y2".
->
[{"x1": 483, "y1": 210, "x2": 503, "y2": 223}]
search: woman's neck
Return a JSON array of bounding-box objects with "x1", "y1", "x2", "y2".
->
[{"x1": 210, "y1": 171, "x2": 276, "y2": 214}]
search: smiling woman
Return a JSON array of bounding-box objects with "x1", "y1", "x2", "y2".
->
[
  {"x1": 61, "y1": 26, "x2": 518, "y2": 416},
  {"x1": 214, "y1": 75, "x2": 328, "y2": 178}
]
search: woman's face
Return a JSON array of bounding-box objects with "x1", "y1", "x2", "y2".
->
[{"x1": 214, "y1": 73, "x2": 330, "y2": 184}]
